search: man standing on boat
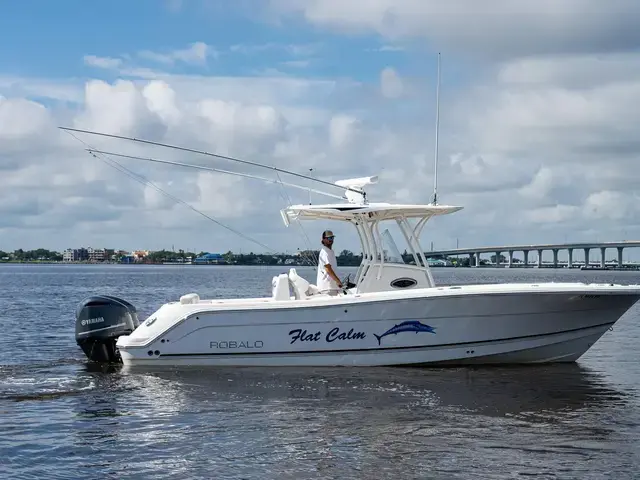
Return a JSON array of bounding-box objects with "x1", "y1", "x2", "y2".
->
[{"x1": 317, "y1": 230, "x2": 342, "y2": 294}]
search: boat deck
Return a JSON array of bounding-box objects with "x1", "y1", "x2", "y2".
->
[{"x1": 166, "y1": 281, "x2": 640, "y2": 312}]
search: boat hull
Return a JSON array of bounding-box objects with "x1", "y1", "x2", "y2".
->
[{"x1": 116, "y1": 286, "x2": 640, "y2": 367}]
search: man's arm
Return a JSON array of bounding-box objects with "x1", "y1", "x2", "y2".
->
[{"x1": 325, "y1": 264, "x2": 342, "y2": 288}]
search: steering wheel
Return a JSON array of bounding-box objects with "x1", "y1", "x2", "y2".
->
[{"x1": 341, "y1": 273, "x2": 356, "y2": 290}]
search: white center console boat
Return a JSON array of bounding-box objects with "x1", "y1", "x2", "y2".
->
[{"x1": 74, "y1": 176, "x2": 640, "y2": 367}]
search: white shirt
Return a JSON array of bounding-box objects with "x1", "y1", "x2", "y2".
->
[{"x1": 317, "y1": 245, "x2": 338, "y2": 291}]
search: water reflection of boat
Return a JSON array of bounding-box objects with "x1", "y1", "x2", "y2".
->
[
  {"x1": 53, "y1": 362, "x2": 631, "y2": 479},
  {"x1": 110, "y1": 363, "x2": 625, "y2": 420}
]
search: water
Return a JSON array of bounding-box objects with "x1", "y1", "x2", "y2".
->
[{"x1": 1, "y1": 264, "x2": 640, "y2": 479}]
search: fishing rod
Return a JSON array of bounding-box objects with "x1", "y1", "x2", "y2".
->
[
  {"x1": 87, "y1": 147, "x2": 327, "y2": 265},
  {"x1": 62, "y1": 129, "x2": 319, "y2": 267},
  {"x1": 85, "y1": 148, "x2": 346, "y2": 202},
  {"x1": 86, "y1": 149, "x2": 278, "y2": 254},
  {"x1": 58, "y1": 126, "x2": 365, "y2": 198}
]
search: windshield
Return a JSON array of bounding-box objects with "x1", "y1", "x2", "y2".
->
[{"x1": 381, "y1": 229, "x2": 405, "y2": 264}]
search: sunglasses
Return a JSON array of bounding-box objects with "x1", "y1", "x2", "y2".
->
[{"x1": 325, "y1": 236, "x2": 335, "y2": 240}]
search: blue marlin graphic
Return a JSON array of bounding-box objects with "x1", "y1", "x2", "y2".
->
[{"x1": 374, "y1": 321, "x2": 436, "y2": 345}]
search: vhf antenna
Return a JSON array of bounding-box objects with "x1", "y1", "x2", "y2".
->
[{"x1": 432, "y1": 52, "x2": 441, "y2": 206}]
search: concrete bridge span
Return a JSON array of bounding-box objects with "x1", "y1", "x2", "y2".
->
[{"x1": 424, "y1": 241, "x2": 640, "y2": 268}]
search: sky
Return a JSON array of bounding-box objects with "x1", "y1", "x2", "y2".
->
[{"x1": 2, "y1": 0, "x2": 640, "y2": 258}]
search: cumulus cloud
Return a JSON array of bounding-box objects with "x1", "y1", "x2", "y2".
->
[
  {"x1": 523, "y1": 204, "x2": 581, "y2": 225},
  {"x1": 2, "y1": 2, "x2": 640, "y2": 255},
  {"x1": 229, "y1": 42, "x2": 320, "y2": 57},
  {"x1": 328, "y1": 114, "x2": 358, "y2": 149},
  {"x1": 517, "y1": 166, "x2": 574, "y2": 203},
  {"x1": 84, "y1": 55, "x2": 123, "y2": 69},
  {"x1": 262, "y1": 0, "x2": 640, "y2": 247},
  {"x1": 379, "y1": 67, "x2": 403, "y2": 98},
  {"x1": 138, "y1": 42, "x2": 216, "y2": 66},
  {"x1": 497, "y1": 52, "x2": 640, "y2": 89},
  {"x1": 269, "y1": 0, "x2": 640, "y2": 59},
  {"x1": 0, "y1": 66, "x2": 400, "y2": 253},
  {"x1": 0, "y1": 97, "x2": 52, "y2": 140},
  {"x1": 584, "y1": 190, "x2": 640, "y2": 221}
]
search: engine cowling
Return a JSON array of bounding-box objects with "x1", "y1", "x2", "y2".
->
[{"x1": 75, "y1": 295, "x2": 140, "y2": 363}]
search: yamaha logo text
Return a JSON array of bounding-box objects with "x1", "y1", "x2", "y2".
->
[{"x1": 81, "y1": 317, "x2": 105, "y2": 326}]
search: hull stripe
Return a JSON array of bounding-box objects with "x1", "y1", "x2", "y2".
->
[{"x1": 154, "y1": 321, "x2": 615, "y2": 358}]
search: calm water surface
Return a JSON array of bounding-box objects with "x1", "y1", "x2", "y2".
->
[{"x1": 1, "y1": 265, "x2": 640, "y2": 479}]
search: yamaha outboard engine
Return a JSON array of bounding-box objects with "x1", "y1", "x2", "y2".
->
[{"x1": 75, "y1": 295, "x2": 140, "y2": 363}]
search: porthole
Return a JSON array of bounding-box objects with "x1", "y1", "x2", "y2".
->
[{"x1": 390, "y1": 278, "x2": 417, "y2": 289}]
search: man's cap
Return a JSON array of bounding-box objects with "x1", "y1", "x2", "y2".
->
[{"x1": 322, "y1": 230, "x2": 335, "y2": 239}]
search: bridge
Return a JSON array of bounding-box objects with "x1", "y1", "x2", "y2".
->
[{"x1": 424, "y1": 241, "x2": 640, "y2": 268}]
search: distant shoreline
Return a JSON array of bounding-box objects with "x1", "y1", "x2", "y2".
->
[
  {"x1": 0, "y1": 261, "x2": 310, "y2": 266},
  {"x1": 2, "y1": 261, "x2": 639, "y2": 271}
]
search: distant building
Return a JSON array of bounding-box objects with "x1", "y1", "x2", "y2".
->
[
  {"x1": 133, "y1": 250, "x2": 149, "y2": 262},
  {"x1": 87, "y1": 247, "x2": 105, "y2": 262},
  {"x1": 427, "y1": 258, "x2": 453, "y2": 267},
  {"x1": 62, "y1": 247, "x2": 107, "y2": 262},
  {"x1": 112, "y1": 250, "x2": 129, "y2": 262},
  {"x1": 63, "y1": 248, "x2": 88, "y2": 262},
  {"x1": 194, "y1": 253, "x2": 225, "y2": 265}
]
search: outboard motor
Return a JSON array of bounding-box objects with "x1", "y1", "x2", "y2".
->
[{"x1": 75, "y1": 295, "x2": 140, "y2": 363}]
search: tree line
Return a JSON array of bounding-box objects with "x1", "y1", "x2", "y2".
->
[
  {"x1": 0, "y1": 248, "x2": 365, "y2": 265},
  {"x1": 0, "y1": 249, "x2": 63, "y2": 262},
  {"x1": 1, "y1": 248, "x2": 480, "y2": 266},
  {"x1": 147, "y1": 249, "x2": 365, "y2": 266}
]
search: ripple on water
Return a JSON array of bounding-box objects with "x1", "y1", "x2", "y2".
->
[{"x1": 1, "y1": 265, "x2": 640, "y2": 479}]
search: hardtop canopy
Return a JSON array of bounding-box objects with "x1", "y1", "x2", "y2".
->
[{"x1": 281, "y1": 202, "x2": 463, "y2": 225}]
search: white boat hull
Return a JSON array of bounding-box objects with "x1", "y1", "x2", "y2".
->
[
  {"x1": 115, "y1": 283, "x2": 640, "y2": 367},
  {"x1": 68, "y1": 135, "x2": 640, "y2": 370}
]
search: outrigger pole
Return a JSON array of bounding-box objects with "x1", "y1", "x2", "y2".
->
[
  {"x1": 85, "y1": 148, "x2": 346, "y2": 201},
  {"x1": 58, "y1": 126, "x2": 365, "y2": 199}
]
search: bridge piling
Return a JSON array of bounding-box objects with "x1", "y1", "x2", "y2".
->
[{"x1": 424, "y1": 241, "x2": 639, "y2": 269}]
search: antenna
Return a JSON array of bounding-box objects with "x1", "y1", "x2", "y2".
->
[{"x1": 432, "y1": 52, "x2": 441, "y2": 206}]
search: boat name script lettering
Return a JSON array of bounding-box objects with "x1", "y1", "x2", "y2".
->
[
  {"x1": 288, "y1": 327, "x2": 366, "y2": 345},
  {"x1": 209, "y1": 340, "x2": 264, "y2": 349}
]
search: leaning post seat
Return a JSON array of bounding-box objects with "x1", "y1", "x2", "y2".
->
[
  {"x1": 288, "y1": 268, "x2": 319, "y2": 299},
  {"x1": 271, "y1": 273, "x2": 291, "y2": 300}
]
